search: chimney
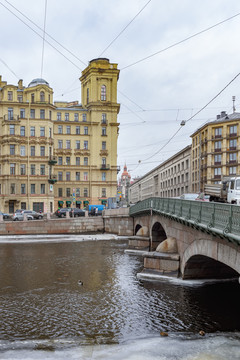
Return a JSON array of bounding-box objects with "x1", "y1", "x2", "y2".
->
[
  {"x1": 221, "y1": 111, "x2": 226, "y2": 117},
  {"x1": 18, "y1": 79, "x2": 23, "y2": 89},
  {"x1": 216, "y1": 114, "x2": 220, "y2": 119}
]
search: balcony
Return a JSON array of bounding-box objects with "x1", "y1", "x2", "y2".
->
[
  {"x1": 48, "y1": 156, "x2": 57, "y2": 165},
  {"x1": 3, "y1": 114, "x2": 20, "y2": 122},
  {"x1": 48, "y1": 175, "x2": 57, "y2": 184},
  {"x1": 100, "y1": 164, "x2": 110, "y2": 170}
]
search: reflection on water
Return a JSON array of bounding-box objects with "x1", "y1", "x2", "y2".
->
[{"x1": 0, "y1": 237, "x2": 239, "y2": 359}]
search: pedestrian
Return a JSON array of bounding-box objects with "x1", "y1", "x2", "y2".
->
[{"x1": 95, "y1": 207, "x2": 98, "y2": 216}]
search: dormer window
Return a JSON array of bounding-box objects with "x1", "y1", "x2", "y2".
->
[{"x1": 101, "y1": 85, "x2": 106, "y2": 101}]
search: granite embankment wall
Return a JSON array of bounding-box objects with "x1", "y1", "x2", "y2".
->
[{"x1": 0, "y1": 208, "x2": 134, "y2": 236}]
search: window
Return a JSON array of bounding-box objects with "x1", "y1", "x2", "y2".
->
[
  {"x1": 20, "y1": 126, "x2": 25, "y2": 136},
  {"x1": 66, "y1": 188, "x2": 71, "y2": 197},
  {"x1": 20, "y1": 146, "x2": 26, "y2": 156},
  {"x1": 30, "y1": 126, "x2": 35, "y2": 136},
  {"x1": 10, "y1": 145, "x2": 15, "y2": 155},
  {"x1": 30, "y1": 146, "x2": 35, "y2": 156},
  {"x1": 58, "y1": 188, "x2": 63, "y2": 197},
  {"x1": 87, "y1": 88, "x2": 89, "y2": 104},
  {"x1": 20, "y1": 164, "x2": 26, "y2": 175},
  {"x1": 84, "y1": 157, "x2": 88, "y2": 166},
  {"x1": 57, "y1": 112, "x2": 61, "y2": 121},
  {"x1": 76, "y1": 126, "x2": 80, "y2": 135},
  {"x1": 229, "y1": 125, "x2": 237, "y2": 135},
  {"x1": 101, "y1": 85, "x2": 106, "y2": 101},
  {"x1": 58, "y1": 125, "x2": 63, "y2": 134},
  {"x1": 58, "y1": 157, "x2": 63, "y2": 165},
  {"x1": 102, "y1": 157, "x2": 106, "y2": 165},
  {"x1": 84, "y1": 188, "x2": 88, "y2": 197},
  {"x1": 229, "y1": 167, "x2": 237, "y2": 175},
  {"x1": 66, "y1": 140, "x2": 71, "y2": 149},
  {"x1": 84, "y1": 141, "x2": 88, "y2": 150},
  {"x1": 31, "y1": 184, "x2": 35, "y2": 194},
  {"x1": 102, "y1": 141, "x2": 106, "y2": 150},
  {"x1": 229, "y1": 139, "x2": 237, "y2": 149},
  {"x1": 40, "y1": 127, "x2": 45, "y2": 137},
  {"x1": 76, "y1": 157, "x2": 80, "y2": 166},
  {"x1": 214, "y1": 154, "x2": 221, "y2": 164},
  {"x1": 40, "y1": 184, "x2": 45, "y2": 194},
  {"x1": 214, "y1": 168, "x2": 221, "y2": 177},
  {"x1": 76, "y1": 172, "x2": 80, "y2": 181},
  {"x1": 30, "y1": 109, "x2": 35, "y2": 118},
  {"x1": 10, "y1": 124, "x2": 15, "y2": 135},
  {"x1": 76, "y1": 140, "x2": 80, "y2": 149},
  {"x1": 21, "y1": 184, "x2": 26, "y2": 194},
  {"x1": 84, "y1": 126, "x2": 88, "y2": 135},
  {"x1": 31, "y1": 94, "x2": 35, "y2": 103},
  {"x1": 65, "y1": 113, "x2": 69, "y2": 121},
  {"x1": 214, "y1": 141, "x2": 221, "y2": 151},
  {"x1": 40, "y1": 109, "x2": 45, "y2": 119},
  {"x1": 76, "y1": 188, "x2": 80, "y2": 196},
  {"x1": 102, "y1": 113, "x2": 107, "y2": 123},
  {"x1": 18, "y1": 94, "x2": 23, "y2": 102},
  {"x1": 40, "y1": 164, "x2": 45, "y2": 175},
  {"x1": 20, "y1": 108, "x2": 25, "y2": 118},
  {"x1": 102, "y1": 172, "x2": 106, "y2": 181},
  {"x1": 58, "y1": 172, "x2": 63, "y2": 181},
  {"x1": 8, "y1": 91, "x2": 13, "y2": 100},
  {"x1": 31, "y1": 164, "x2": 35, "y2": 175},
  {"x1": 8, "y1": 107, "x2": 13, "y2": 120},
  {"x1": 66, "y1": 157, "x2": 70, "y2": 165},
  {"x1": 229, "y1": 153, "x2": 237, "y2": 162},
  {"x1": 74, "y1": 113, "x2": 79, "y2": 121},
  {"x1": 10, "y1": 163, "x2": 15, "y2": 175},
  {"x1": 102, "y1": 188, "x2": 106, "y2": 197},
  {"x1": 49, "y1": 111, "x2": 52, "y2": 120},
  {"x1": 40, "y1": 146, "x2": 45, "y2": 156},
  {"x1": 49, "y1": 127, "x2": 52, "y2": 138},
  {"x1": 66, "y1": 172, "x2": 71, "y2": 181},
  {"x1": 66, "y1": 125, "x2": 71, "y2": 134},
  {"x1": 40, "y1": 91, "x2": 45, "y2": 102},
  {"x1": 82, "y1": 113, "x2": 87, "y2": 122},
  {"x1": 10, "y1": 183, "x2": 15, "y2": 194},
  {"x1": 214, "y1": 127, "x2": 222, "y2": 137},
  {"x1": 58, "y1": 140, "x2": 63, "y2": 149},
  {"x1": 102, "y1": 127, "x2": 106, "y2": 136},
  {"x1": 84, "y1": 172, "x2": 88, "y2": 181}
]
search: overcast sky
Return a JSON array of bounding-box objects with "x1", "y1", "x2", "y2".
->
[{"x1": 1, "y1": 0, "x2": 240, "y2": 179}]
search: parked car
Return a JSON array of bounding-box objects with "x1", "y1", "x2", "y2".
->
[
  {"x1": 0, "y1": 211, "x2": 12, "y2": 220},
  {"x1": 13, "y1": 213, "x2": 34, "y2": 221},
  {"x1": 55, "y1": 208, "x2": 85, "y2": 218},
  {"x1": 21, "y1": 210, "x2": 43, "y2": 219},
  {"x1": 180, "y1": 193, "x2": 199, "y2": 200}
]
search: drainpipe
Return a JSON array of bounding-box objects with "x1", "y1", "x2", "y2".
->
[{"x1": 150, "y1": 199, "x2": 153, "y2": 251}]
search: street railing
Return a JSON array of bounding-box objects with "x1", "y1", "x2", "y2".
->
[{"x1": 129, "y1": 198, "x2": 240, "y2": 245}]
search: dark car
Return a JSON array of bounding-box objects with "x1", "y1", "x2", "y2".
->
[
  {"x1": 56, "y1": 208, "x2": 85, "y2": 218},
  {"x1": 0, "y1": 211, "x2": 12, "y2": 220},
  {"x1": 21, "y1": 210, "x2": 43, "y2": 219}
]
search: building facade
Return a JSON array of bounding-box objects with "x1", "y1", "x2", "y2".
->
[
  {"x1": 0, "y1": 58, "x2": 120, "y2": 213},
  {"x1": 191, "y1": 111, "x2": 240, "y2": 192},
  {"x1": 129, "y1": 145, "x2": 191, "y2": 203}
]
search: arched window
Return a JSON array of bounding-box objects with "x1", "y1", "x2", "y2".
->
[
  {"x1": 101, "y1": 85, "x2": 106, "y2": 101},
  {"x1": 40, "y1": 91, "x2": 45, "y2": 102}
]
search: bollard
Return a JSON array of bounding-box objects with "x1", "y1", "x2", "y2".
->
[
  {"x1": 23, "y1": 214, "x2": 27, "y2": 221},
  {"x1": 66, "y1": 211, "x2": 70, "y2": 218},
  {"x1": 47, "y1": 212, "x2": 51, "y2": 220},
  {"x1": 85, "y1": 211, "x2": 88, "y2": 217},
  {"x1": 0, "y1": 215, "x2": 3, "y2": 222}
]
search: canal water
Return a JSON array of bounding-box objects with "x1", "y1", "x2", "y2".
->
[{"x1": 0, "y1": 234, "x2": 239, "y2": 359}]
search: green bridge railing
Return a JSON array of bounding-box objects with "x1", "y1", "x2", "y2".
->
[{"x1": 129, "y1": 198, "x2": 240, "y2": 246}]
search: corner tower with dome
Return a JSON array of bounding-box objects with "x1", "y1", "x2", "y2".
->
[{"x1": 0, "y1": 58, "x2": 120, "y2": 213}]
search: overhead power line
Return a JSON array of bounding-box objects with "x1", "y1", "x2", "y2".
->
[
  {"x1": 40, "y1": 0, "x2": 48, "y2": 79},
  {"x1": 99, "y1": 0, "x2": 152, "y2": 57},
  {"x1": 121, "y1": 11, "x2": 240, "y2": 70},
  {"x1": 1, "y1": 0, "x2": 87, "y2": 70},
  {"x1": 0, "y1": 58, "x2": 20, "y2": 79}
]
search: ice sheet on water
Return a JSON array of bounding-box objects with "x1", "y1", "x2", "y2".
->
[{"x1": 0, "y1": 333, "x2": 239, "y2": 360}]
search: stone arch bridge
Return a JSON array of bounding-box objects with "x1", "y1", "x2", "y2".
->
[{"x1": 129, "y1": 198, "x2": 240, "y2": 281}]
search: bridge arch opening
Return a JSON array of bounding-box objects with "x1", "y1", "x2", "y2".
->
[
  {"x1": 151, "y1": 222, "x2": 167, "y2": 250},
  {"x1": 183, "y1": 255, "x2": 239, "y2": 280}
]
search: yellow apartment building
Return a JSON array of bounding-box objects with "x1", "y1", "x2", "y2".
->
[
  {"x1": 0, "y1": 58, "x2": 120, "y2": 213},
  {"x1": 191, "y1": 110, "x2": 240, "y2": 192}
]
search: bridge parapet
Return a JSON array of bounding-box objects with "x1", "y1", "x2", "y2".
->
[{"x1": 130, "y1": 198, "x2": 240, "y2": 246}]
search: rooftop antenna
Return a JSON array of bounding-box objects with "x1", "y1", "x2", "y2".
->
[{"x1": 232, "y1": 95, "x2": 236, "y2": 112}]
